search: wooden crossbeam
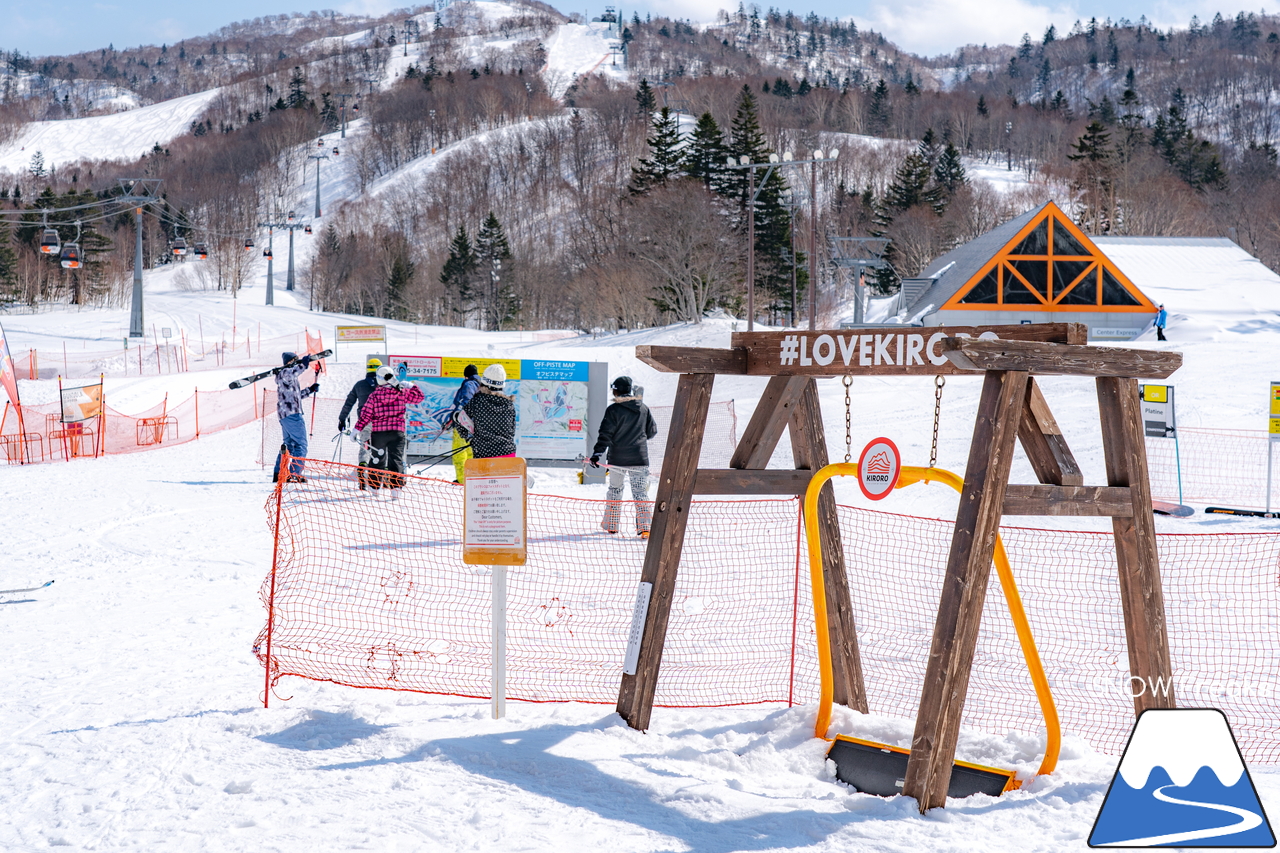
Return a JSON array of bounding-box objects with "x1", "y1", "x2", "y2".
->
[
  {"x1": 729, "y1": 375, "x2": 809, "y2": 470},
  {"x1": 1002, "y1": 484, "x2": 1133, "y2": 517},
  {"x1": 942, "y1": 338, "x2": 1183, "y2": 378},
  {"x1": 636, "y1": 345, "x2": 746, "y2": 375},
  {"x1": 1016, "y1": 378, "x2": 1084, "y2": 487},
  {"x1": 693, "y1": 469, "x2": 813, "y2": 495}
]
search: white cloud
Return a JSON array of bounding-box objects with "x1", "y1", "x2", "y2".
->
[{"x1": 868, "y1": 0, "x2": 1077, "y2": 55}]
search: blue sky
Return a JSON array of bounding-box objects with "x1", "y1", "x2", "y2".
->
[{"x1": 0, "y1": 0, "x2": 1245, "y2": 59}]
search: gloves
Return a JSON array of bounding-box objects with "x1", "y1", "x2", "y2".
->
[
  {"x1": 348, "y1": 430, "x2": 361, "y2": 443},
  {"x1": 338, "y1": 422, "x2": 346, "y2": 434},
  {"x1": 309, "y1": 383, "x2": 320, "y2": 394},
  {"x1": 589, "y1": 455, "x2": 601, "y2": 469}
]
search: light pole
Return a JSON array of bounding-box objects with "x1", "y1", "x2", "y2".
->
[{"x1": 727, "y1": 147, "x2": 838, "y2": 331}]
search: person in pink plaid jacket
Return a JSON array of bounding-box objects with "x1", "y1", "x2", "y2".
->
[{"x1": 354, "y1": 366, "x2": 425, "y2": 490}]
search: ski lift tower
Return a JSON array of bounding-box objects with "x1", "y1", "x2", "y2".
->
[
  {"x1": 119, "y1": 179, "x2": 164, "y2": 338},
  {"x1": 830, "y1": 237, "x2": 889, "y2": 325}
]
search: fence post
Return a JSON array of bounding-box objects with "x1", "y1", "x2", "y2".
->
[
  {"x1": 194, "y1": 389, "x2": 200, "y2": 438},
  {"x1": 263, "y1": 445, "x2": 288, "y2": 709}
]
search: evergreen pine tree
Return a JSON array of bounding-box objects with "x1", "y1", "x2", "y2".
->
[
  {"x1": 933, "y1": 142, "x2": 967, "y2": 199},
  {"x1": 287, "y1": 66, "x2": 310, "y2": 109},
  {"x1": 385, "y1": 252, "x2": 415, "y2": 321},
  {"x1": 440, "y1": 225, "x2": 478, "y2": 324},
  {"x1": 629, "y1": 107, "x2": 684, "y2": 194},
  {"x1": 867, "y1": 79, "x2": 891, "y2": 134},
  {"x1": 635, "y1": 78, "x2": 657, "y2": 115},
  {"x1": 474, "y1": 213, "x2": 516, "y2": 330},
  {"x1": 0, "y1": 222, "x2": 16, "y2": 307},
  {"x1": 683, "y1": 112, "x2": 730, "y2": 193}
]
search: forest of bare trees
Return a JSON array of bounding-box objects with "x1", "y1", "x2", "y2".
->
[{"x1": 5, "y1": 4, "x2": 1280, "y2": 328}]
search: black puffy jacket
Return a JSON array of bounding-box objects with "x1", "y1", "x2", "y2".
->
[
  {"x1": 339, "y1": 372, "x2": 378, "y2": 429},
  {"x1": 592, "y1": 398, "x2": 658, "y2": 467}
]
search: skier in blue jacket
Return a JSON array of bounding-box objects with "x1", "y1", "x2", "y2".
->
[
  {"x1": 451, "y1": 364, "x2": 480, "y2": 483},
  {"x1": 273, "y1": 351, "x2": 320, "y2": 483},
  {"x1": 1155, "y1": 304, "x2": 1168, "y2": 341}
]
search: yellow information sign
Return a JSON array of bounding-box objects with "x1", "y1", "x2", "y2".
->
[
  {"x1": 1142, "y1": 385, "x2": 1168, "y2": 404},
  {"x1": 335, "y1": 324, "x2": 386, "y2": 342},
  {"x1": 1270, "y1": 382, "x2": 1280, "y2": 435},
  {"x1": 462, "y1": 456, "x2": 528, "y2": 565}
]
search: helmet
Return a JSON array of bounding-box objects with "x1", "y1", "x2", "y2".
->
[
  {"x1": 464, "y1": 364, "x2": 478, "y2": 379},
  {"x1": 282, "y1": 351, "x2": 297, "y2": 366},
  {"x1": 375, "y1": 366, "x2": 396, "y2": 386},
  {"x1": 611, "y1": 376, "x2": 632, "y2": 396},
  {"x1": 480, "y1": 363, "x2": 506, "y2": 390},
  {"x1": 367, "y1": 357, "x2": 383, "y2": 370}
]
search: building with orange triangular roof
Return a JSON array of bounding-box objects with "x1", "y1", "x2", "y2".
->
[{"x1": 896, "y1": 201, "x2": 1159, "y2": 340}]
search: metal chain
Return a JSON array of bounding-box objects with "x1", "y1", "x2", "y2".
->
[
  {"x1": 929, "y1": 375, "x2": 946, "y2": 468},
  {"x1": 842, "y1": 375, "x2": 854, "y2": 463}
]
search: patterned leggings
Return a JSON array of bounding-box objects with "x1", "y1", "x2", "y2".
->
[{"x1": 603, "y1": 466, "x2": 652, "y2": 534}]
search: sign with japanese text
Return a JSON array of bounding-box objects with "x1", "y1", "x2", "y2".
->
[{"x1": 463, "y1": 456, "x2": 527, "y2": 566}]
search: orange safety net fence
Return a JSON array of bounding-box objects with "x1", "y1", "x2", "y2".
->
[
  {"x1": 1146, "y1": 427, "x2": 1280, "y2": 510},
  {"x1": 258, "y1": 395, "x2": 740, "y2": 469},
  {"x1": 257, "y1": 460, "x2": 1280, "y2": 763}
]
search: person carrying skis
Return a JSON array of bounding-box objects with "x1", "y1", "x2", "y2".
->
[
  {"x1": 589, "y1": 376, "x2": 658, "y2": 538},
  {"x1": 456, "y1": 364, "x2": 516, "y2": 460},
  {"x1": 274, "y1": 351, "x2": 320, "y2": 483},
  {"x1": 450, "y1": 364, "x2": 480, "y2": 483},
  {"x1": 354, "y1": 365, "x2": 425, "y2": 491},
  {"x1": 339, "y1": 357, "x2": 382, "y2": 490}
]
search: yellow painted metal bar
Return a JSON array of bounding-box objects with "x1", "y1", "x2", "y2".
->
[{"x1": 804, "y1": 463, "x2": 1059, "y2": 779}]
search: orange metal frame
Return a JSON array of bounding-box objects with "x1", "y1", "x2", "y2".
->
[{"x1": 942, "y1": 201, "x2": 1155, "y2": 313}]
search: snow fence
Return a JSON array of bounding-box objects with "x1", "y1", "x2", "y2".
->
[{"x1": 255, "y1": 457, "x2": 1280, "y2": 764}]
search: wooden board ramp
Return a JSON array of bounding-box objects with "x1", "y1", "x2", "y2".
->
[{"x1": 624, "y1": 324, "x2": 1181, "y2": 813}]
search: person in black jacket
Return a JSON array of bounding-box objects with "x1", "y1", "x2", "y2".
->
[
  {"x1": 456, "y1": 363, "x2": 517, "y2": 460},
  {"x1": 339, "y1": 357, "x2": 382, "y2": 490},
  {"x1": 590, "y1": 376, "x2": 658, "y2": 537}
]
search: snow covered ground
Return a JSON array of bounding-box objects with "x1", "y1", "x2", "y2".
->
[
  {"x1": 3, "y1": 229, "x2": 1280, "y2": 850},
  {"x1": 0, "y1": 89, "x2": 222, "y2": 175}
]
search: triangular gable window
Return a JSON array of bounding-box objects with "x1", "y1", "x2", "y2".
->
[{"x1": 942, "y1": 202, "x2": 1155, "y2": 312}]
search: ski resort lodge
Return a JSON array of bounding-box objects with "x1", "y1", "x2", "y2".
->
[{"x1": 893, "y1": 200, "x2": 1277, "y2": 340}]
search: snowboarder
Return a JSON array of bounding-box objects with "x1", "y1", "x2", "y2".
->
[
  {"x1": 450, "y1": 364, "x2": 480, "y2": 483},
  {"x1": 589, "y1": 376, "x2": 658, "y2": 538},
  {"x1": 1155, "y1": 304, "x2": 1168, "y2": 341},
  {"x1": 354, "y1": 365, "x2": 425, "y2": 491},
  {"x1": 339, "y1": 357, "x2": 382, "y2": 490},
  {"x1": 273, "y1": 351, "x2": 320, "y2": 483},
  {"x1": 456, "y1": 363, "x2": 516, "y2": 460}
]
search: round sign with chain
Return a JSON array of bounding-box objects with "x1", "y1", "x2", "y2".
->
[{"x1": 857, "y1": 437, "x2": 901, "y2": 501}]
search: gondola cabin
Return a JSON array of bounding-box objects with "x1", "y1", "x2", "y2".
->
[
  {"x1": 194, "y1": 242, "x2": 208, "y2": 259},
  {"x1": 172, "y1": 238, "x2": 189, "y2": 256},
  {"x1": 59, "y1": 244, "x2": 81, "y2": 269},
  {"x1": 39, "y1": 228, "x2": 60, "y2": 255},
  {"x1": 244, "y1": 238, "x2": 255, "y2": 251},
  {"x1": 304, "y1": 225, "x2": 313, "y2": 235}
]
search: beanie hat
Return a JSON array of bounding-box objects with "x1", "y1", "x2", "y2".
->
[
  {"x1": 611, "y1": 376, "x2": 632, "y2": 396},
  {"x1": 282, "y1": 351, "x2": 297, "y2": 365},
  {"x1": 366, "y1": 357, "x2": 383, "y2": 370},
  {"x1": 464, "y1": 364, "x2": 478, "y2": 378},
  {"x1": 480, "y1": 363, "x2": 506, "y2": 390}
]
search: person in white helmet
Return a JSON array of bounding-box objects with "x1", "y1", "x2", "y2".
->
[
  {"x1": 354, "y1": 365, "x2": 425, "y2": 490},
  {"x1": 456, "y1": 363, "x2": 517, "y2": 459}
]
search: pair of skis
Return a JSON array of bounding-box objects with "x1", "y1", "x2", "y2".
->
[
  {"x1": 1, "y1": 580, "x2": 54, "y2": 595},
  {"x1": 228, "y1": 349, "x2": 334, "y2": 389}
]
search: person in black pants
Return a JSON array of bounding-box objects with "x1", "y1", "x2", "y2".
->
[{"x1": 339, "y1": 357, "x2": 382, "y2": 489}]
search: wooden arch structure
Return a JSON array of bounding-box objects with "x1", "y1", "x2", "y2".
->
[{"x1": 617, "y1": 323, "x2": 1182, "y2": 812}]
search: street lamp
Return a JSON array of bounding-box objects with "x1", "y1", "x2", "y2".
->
[{"x1": 727, "y1": 147, "x2": 838, "y2": 331}]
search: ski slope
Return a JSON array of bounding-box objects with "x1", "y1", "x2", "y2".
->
[
  {"x1": 0, "y1": 89, "x2": 221, "y2": 175},
  {"x1": 3, "y1": 232, "x2": 1280, "y2": 851}
]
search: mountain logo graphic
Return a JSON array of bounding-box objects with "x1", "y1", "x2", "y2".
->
[
  {"x1": 1089, "y1": 708, "x2": 1275, "y2": 848},
  {"x1": 865, "y1": 452, "x2": 892, "y2": 474}
]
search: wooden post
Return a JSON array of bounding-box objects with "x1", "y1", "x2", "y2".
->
[
  {"x1": 789, "y1": 378, "x2": 868, "y2": 712},
  {"x1": 616, "y1": 373, "x2": 714, "y2": 730},
  {"x1": 1017, "y1": 378, "x2": 1083, "y2": 486},
  {"x1": 903, "y1": 369, "x2": 1029, "y2": 812},
  {"x1": 729, "y1": 375, "x2": 809, "y2": 470},
  {"x1": 1097, "y1": 377, "x2": 1177, "y2": 715}
]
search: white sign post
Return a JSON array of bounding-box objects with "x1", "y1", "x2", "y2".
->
[
  {"x1": 1141, "y1": 384, "x2": 1181, "y2": 506},
  {"x1": 1269, "y1": 382, "x2": 1280, "y2": 514},
  {"x1": 462, "y1": 456, "x2": 527, "y2": 719}
]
